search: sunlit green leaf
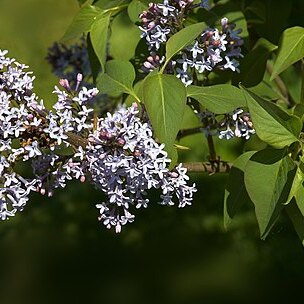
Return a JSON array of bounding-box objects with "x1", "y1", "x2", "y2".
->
[
  {"x1": 161, "y1": 22, "x2": 207, "y2": 72},
  {"x1": 187, "y1": 84, "x2": 246, "y2": 113},
  {"x1": 128, "y1": 0, "x2": 147, "y2": 23},
  {"x1": 97, "y1": 60, "x2": 138, "y2": 100},
  {"x1": 241, "y1": 86, "x2": 301, "y2": 148},
  {"x1": 271, "y1": 26, "x2": 304, "y2": 80},
  {"x1": 244, "y1": 148, "x2": 296, "y2": 239},
  {"x1": 62, "y1": 5, "x2": 102, "y2": 41},
  {"x1": 109, "y1": 11, "x2": 141, "y2": 60},
  {"x1": 90, "y1": 13, "x2": 111, "y2": 71},
  {"x1": 143, "y1": 74, "x2": 187, "y2": 156},
  {"x1": 95, "y1": 0, "x2": 129, "y2": 9}
]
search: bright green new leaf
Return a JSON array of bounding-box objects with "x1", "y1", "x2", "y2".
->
[
  {"x1": 224, "y1": 151, "x2": 255, "y2": 229},
  {"x1": 187, "y1": 84, "x2": 246, "y2": 114},
  {"x1": 241, "y1": 86, "x2": 301, "y2": 148},
  {"x1": 97, "y1": 60, "x2": 138, "y2": 100},
  {"x1": 143, "y1": 74, "x2": 187, "y2": 156},
  {"x1": 233, "y1": 38, "x2": 277, "y2": 87},
  {"x1": 271, "y1": 26, "x2": 304, "y2": 80},
  {"x1": 244, "y1": 148, "x2": 296, "y2": 239},
  {"x1": 90, "y1": 13, "x2": 111, "y2": 72},
  {"x1": 62, "y1": 5, "x2": 102, "y2": 41},
  {"x1": 109, "y1": 11, "x2": 141, "y2": 60},
  {"x1": 161, "y1": 22, "x2": 207, "y2": 72},
  {"x1": 128, "y1": 0, "x2": 147, "y2": 23}
]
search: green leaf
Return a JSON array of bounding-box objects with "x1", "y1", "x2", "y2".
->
[
  {"x1": 96, "y1": 60, "x2": 138, "y2": 100},
  {"x1": 187, "y1": 84, "x2": 246, "y2": 114},
  {"x1": 143, "y1": 74, "x2": 187, "y2": 156},
  {"x1": 109, "y1": 11, "x2": 141, "y2": 60},
  {"x1": 271, "y1": 26, "x2": 304, "y2": 80},
  {"x1": 244, "y1": 148, "x2": 296, "y2": 239},
  {"x1": 224, "y1": 151, "x2": 255, "y2": 229},
  {"x1": 95, "y1": 0, "x2": 129, "y2": 9},
  {"x1": 286, "y1": 200, "x2": 304, "y2": 246},
  {"x1": 78, "y1": 0, "x2": 91, "y2": 6},
  {"x1": 286, "y1": 157, "x2": 304, "y2": 217},
  {"x1": 87, "y1": 34, "x2": 101, "y2": 81},
  {"x1": 90, "y1": 13, "x2": 111, "y2": 71},
  {"x1": 127, "y1": 0, "x2": 147, "y2": 23},
  {"x1": 161, "y1": 22, "x2": 207, "y2": 72},
  {"x1": 62, "y1": 5, "x2": 102, "y2": 41},
  {"x1": 241, "y1": 86, "x2": 301, "y2": 148},
  {"x1": 233, "y1": 38, "x2": 277, "y2": 87}
]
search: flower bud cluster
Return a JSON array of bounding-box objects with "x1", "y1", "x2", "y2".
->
[
  {"x1": 197, "y1": 108, "x2": 255, "y2": 140},
  {"x1": 175, "y1": 17, "x2": 244, "y2": 86}
]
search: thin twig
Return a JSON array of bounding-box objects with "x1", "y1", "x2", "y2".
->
[
  {"x1": 266, "y1": 62, "x2": 291, "y2": 106},
  {"x1": 183, "y1": 161, "x2": 231, "y2": 174}
]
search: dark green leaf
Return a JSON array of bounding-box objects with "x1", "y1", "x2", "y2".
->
[
  {"x1": 213, "y1": 8, "x2": 248, "y2": 40},
  {"x1": 286, "y1": 200, "x2": 304, "y2": 246},
  {"x1": 244, "y1": 148, "x2": 296, "y2": 239},
  {"x1": 87, "y1": 34, "x2": 101, "y2": 81},
  {"x1": 224, "y1": 151, "x2": 255, "y2": 229},
  {"x1": 271, "y1": 26, "x2": 304, "y2": 80},
  {"x1": 248, "y1": 0, "x2": 292, "y2": 44},
  {"x1": 233, "y1": 38, "x2": 277, "y2": 87},
  {"x1": 143, "y1": 74, "x2": 187, "y2": 156},
  {"x1": 90, "y1": 13, "x2": 111, "y2": 71},
  {"x1": 187, "y1": 84, "x2": 246, "y2": 114},
  {"x1": 241, "y1": 86, "x2": 301, "y2": 148},
  {"x1": 62, "y1": 5, "x2": 102, "y2": 41}
]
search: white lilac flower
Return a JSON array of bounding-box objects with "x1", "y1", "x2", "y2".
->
[
  {"x1": 174, "y1": 17, "x2": 243, "y2": 85},
  {"x1": 219, "y1": 125, "x2": 234, "y2": 140},
  {"x1": 176, "y1": 68, "x2": 193, "y2": 86},
  {"x1": 1, "y1": 50, "x2": 196, "y2": 232},
  {"x1": 157, "y1": 0, "x2": 176, "y2": 17},
  {"x1": 223, "y1": 56, "x2": 240, "y2": 72},
  {"x1": 78, "y1": 103, "x2": 197, "y2": 233}
]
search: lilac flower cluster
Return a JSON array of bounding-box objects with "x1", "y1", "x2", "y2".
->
[
  {"x1": 139, "y1": 0, "x2": 196, "y2": 72},
  {"x1": 82, "y1": 104, "x2": 197, "y2": 233},
  {"x1": 0, "y1": 49, "x2": 98, "y2": 218},
  {"x1": 175, "y1": 17, "x2": 244, "y2": 86},
  {"x1": 0, "y1": 50, "x2": 197, "y2": 233},
  {"x1": 0, "y1": 49, "x2": 46, "y2": 219},
  {"x1": 197, "y1": 108, "x2": 255, "y2": 140}
]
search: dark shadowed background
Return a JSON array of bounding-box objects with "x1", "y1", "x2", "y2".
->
[{"x1": 0, "y1": 1, "x2": 304, "y2": 303}]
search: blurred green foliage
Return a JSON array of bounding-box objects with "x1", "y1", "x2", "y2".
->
[{"x1": 0, "y1": 1, "x2": 304, "y2": 304}]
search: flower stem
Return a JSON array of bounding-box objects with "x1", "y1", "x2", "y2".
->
[{"x1": 183, "y1": 161, "x2": 231, "y2": 174}]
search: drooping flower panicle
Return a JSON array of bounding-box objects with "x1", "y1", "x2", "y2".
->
[{"x1": 0, "y1": 50, "x2": 196, "y2": 233}]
